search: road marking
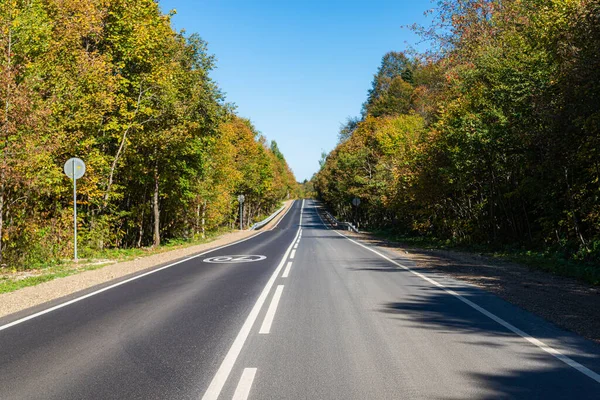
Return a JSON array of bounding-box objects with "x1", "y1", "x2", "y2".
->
[
  {"x1": 259, "y1": 285, "x2": 284, "y2": 334},
  {"x1": 232, "y1": 368, "x2": 257, "y2": 400},
  {"x1": 201, "y1": 229, "x2": 301, "y2": 400},
  {"x1": 0, "y1": 230, "x2": 268, "y2": 333},
  {"x1": 299, "y1": 199, "x2": 304, "y2": 226},
  {"x1": 290, "y1": 249, "x2": 296, "y2": 259},
  {"x1": 282, "y1": 261, "x2": 292, "y2": 278},
  {"x1": 293, "y1": 243, "x2": 298, "y2": 249},
  {"x1": 315, "y1": 206, "x2": 600, "y2": 385},
  {"x1": 203, "y1": 255, "x2": 267, "y2": 264}
]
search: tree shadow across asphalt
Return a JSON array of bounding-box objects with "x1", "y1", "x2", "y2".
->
[
  {"x1": 343, "y1": 228, "x2": 600, "y2": 346},
  {"x1": 378, "y1": 287, "x2": 600, "y2": 399}
]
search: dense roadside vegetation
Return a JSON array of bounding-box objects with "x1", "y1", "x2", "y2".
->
[
  {"x1": 315, "y1": 0, "x2": 600, "y2": 280},
  {"x1": 0, "y1": 0, "x2": 297, "y2": 270}
]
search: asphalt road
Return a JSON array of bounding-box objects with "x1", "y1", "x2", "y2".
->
[{"x1": 1, "y1": 199, "x2": 599, "y2": 399}]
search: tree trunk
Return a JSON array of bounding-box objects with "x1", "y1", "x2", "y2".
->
[
  {"x1": 137, "y1": 207, "x2": 144, "y2": 248},
  {"x1": 152, "y1": 160, "x2": 160, "y2": 247},
  {"x1": 564, "y1": 168, "x2": 587, "y2": 249},
  {"x1": 0, "y1": 185, "x2": 4, "y2": 264},
  {"x1": 201, "y1": 200, "x2": 206, "y2": 239},
  {"x1": 103, "y1": 84, "x2": 145, "y2": 208},
  {"x1": 0, "y1": 28, "x2": 12, "y2": 264},
  {"x1": 195, "y1": 202, "x2": 200, "y2": 235}
]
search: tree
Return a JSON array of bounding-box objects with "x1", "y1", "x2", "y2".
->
[
  {"x1": 0, "y1": 0, "x2": 297, "y2": 268},
  {"x1": 317, "y1": 0, "x2": 600, "y2": 266},
  {"x1": 362, "y1": 51, "x2": 415, "y2": 117}
]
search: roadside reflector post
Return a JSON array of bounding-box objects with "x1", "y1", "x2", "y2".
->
[{"x1": 64, "y1": 158, "x2": 86, "y2": 263}]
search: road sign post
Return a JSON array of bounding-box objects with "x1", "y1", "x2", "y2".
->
[
  {"x1": 64, "y1": 158, "x2": 86, "y2": 263},
  {"x1": 352, "y1": 197, "x2": 361, "y2": 228},
  {"x1": 238, "y1": 194, "x2": 245, "y2": 231}
]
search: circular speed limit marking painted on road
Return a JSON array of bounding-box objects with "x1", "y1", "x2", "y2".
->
[{"x1": 203, "y1": 255, "x2": 267, "y2": 264}]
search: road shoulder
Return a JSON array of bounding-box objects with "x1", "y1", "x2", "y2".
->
[
  {"x1": 345, "y1": 230, "x2": 600, "y2": 344},
  {"x1": 314, "y1": 205, "x2": 600, "y2": 345}
]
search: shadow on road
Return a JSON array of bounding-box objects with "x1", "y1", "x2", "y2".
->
[{"x1": 379, "y1": 288, "x2": 600, "y2": 399}]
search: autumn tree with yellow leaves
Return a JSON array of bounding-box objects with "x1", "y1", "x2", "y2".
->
[{"x1": 0, "y1": 0, "x2": 297, "y2": 268}]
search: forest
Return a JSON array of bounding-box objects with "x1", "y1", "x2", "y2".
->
[
  {"x1": 315, "y1": 0, "x2": 600, "y2": 271},
  {"x1": 0, "y1": 0, "x2": 298, "y2": 269}
]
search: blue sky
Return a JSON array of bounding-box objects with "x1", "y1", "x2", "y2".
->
[{"x1": 159, "y1": 0, "x2": 433, "y2": 181}]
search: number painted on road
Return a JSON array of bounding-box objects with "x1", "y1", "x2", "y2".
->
[{"x1": 203, "y1": 255, "x2": 267, "y2": 263}]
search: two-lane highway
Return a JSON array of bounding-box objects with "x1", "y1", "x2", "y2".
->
[{"x1": 1, "y1": 199, "x2": 600, "y2": 399}]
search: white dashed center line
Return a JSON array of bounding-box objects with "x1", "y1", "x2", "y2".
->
[
  {"x1": 201, "y1": 205, "x2": 302, "y2": 400},
  {"x1": 259, "y1": 285, "x2": 285, "y2": 334},
  {"x1": 232, "y1": 368, "x2": 257, "y2": 400},
  {"x1": 282, "y1": 261, "x2": 293, "y2": 278}
]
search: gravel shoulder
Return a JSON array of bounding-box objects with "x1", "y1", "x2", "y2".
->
[
  {"x1": 0, "y1": 200, "x2": 294, "y2": 319},
  {"x1": 343, "y1": 229, "x2": 600, "y2": 344}
]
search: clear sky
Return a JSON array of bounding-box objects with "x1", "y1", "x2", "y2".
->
[{"x1": 159, "y1": 0, "x2": 432, "y2": 181}]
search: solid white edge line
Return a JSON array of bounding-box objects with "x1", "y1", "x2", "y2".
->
[
  {"x1": 232, "y1": 368, "x2": 257, "y2": 400},
  {"x1": 1, "y1": 200, "x2": 300, "y2": 332},
  {"x1": 313, "y1": 203, "x2": 600, "y2": 384},
  {"x1": 201, "y1": 228, "x2": 301, "y2": 400},
  {"x1": 259, "y1": 285, "x2": 284, "y2": 334},
  {"x1": 0, "y1": 229, "x2": 267, "y2": 333},
  {"x1": 282, "y1": 261, "x2": 293, "y2": 278},
  {"x1": 289, "y1": 249, "x2": 296, "y2": 259}
]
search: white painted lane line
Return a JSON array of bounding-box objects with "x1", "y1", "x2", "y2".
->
[
  {"x1": 316, "y1": 208, "x2": 600, "y2": 385},
  {"x1": 232, "y1": 368, "x2": 257, "y2": 400},
  {"x1": 290, "y1": 249, "x2": 296, "y2": 259},
  {"x1": 299, "y1": 199, "x2": 304, "y2": 226},
  {"x1": 293, "y1": 243, "x2": 298, "y2": 249},
  {"x1": 282, "y1": 261, "x2": 292, "y2": 278},
  {"x1": 201, "y1": 230, "x2": 301, "y2": 400},
  {"x1": 259, "y1": 285, "x2": 284, "y2": 334},
  {"x1": 0, "y1": 230, "x2": 268, "y2": 333}
]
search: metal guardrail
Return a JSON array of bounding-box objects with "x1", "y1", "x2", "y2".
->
[
  {"x1": 249, "y1": 204, "x2": 286, "y2": 230},
  {"x1": 322, "y1": 210, "x2": 359, "y2": 233}
]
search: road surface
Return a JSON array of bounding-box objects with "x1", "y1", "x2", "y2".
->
[{"x1": 1, "y1": 200, "x2": 599, "y2": 399}]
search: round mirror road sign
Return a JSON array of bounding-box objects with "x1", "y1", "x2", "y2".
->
[
  {"x1": 64, "y1": 158, "x2": 86, "y2": 180},
  {"x1": 238, "y1": 194, "x2": 245, "y2": 203},
  {"x1": 203, "y1": 255, "x2": 266, "y2": 264},
  {"x1": 352, "y1": 197, "x2": 361, "y2": 207}
]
